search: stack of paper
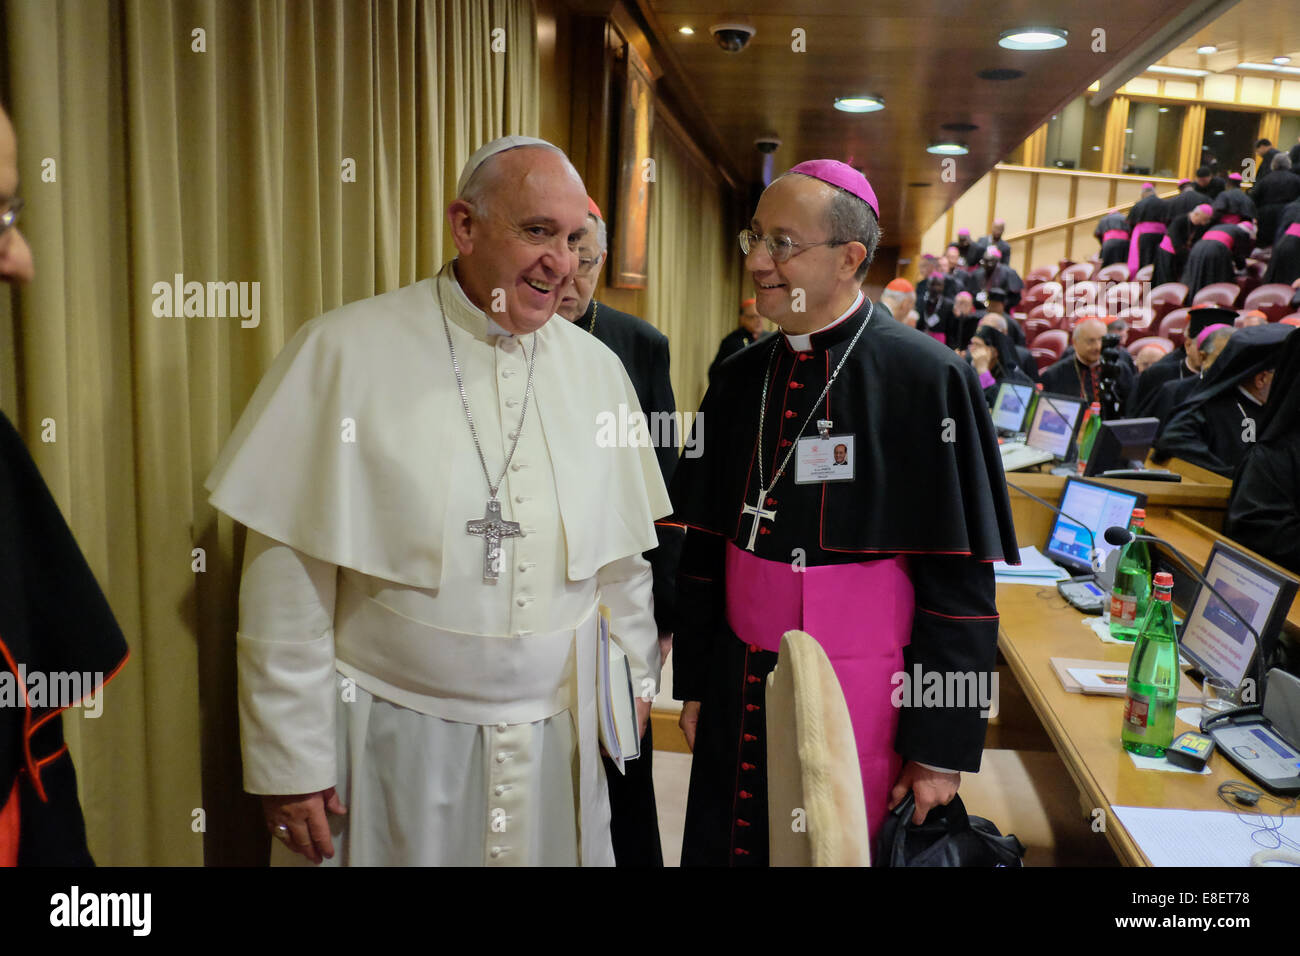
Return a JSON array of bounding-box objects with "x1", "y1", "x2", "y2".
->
[{"x1": 994, "y1": 545, "x2": 1069, "y2": 585}]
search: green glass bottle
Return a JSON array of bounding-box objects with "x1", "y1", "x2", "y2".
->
[
  {"x1": 1121, "y1": 571, "x2": 1179, "y2": 757},
  {"x1": 1108, "y1": 508, "x2": 1152, "y2": 642},
  {"x1": 1075, "y1": 401, "x2": 1102, "y2": 475}
]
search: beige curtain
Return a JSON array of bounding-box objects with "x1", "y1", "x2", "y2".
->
[
  {"x1": 645, "y1": 119, "x2": 741, "y2": 416},
  {"x1": 0, "y1": 0, "x2": 538, "y2": 866}
]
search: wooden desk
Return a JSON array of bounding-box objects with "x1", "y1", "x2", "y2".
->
[{"x1": 997, "y1": 583, "x2": 1247, "y2": 866}]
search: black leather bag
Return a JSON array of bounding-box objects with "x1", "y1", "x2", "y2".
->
[{"x1": 875, "y1": 792, "x2": 1026, "y2": 867}]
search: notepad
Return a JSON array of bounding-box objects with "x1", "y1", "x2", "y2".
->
[{"x1": 596, "y1": 605, "x2": 641, "y2": 773}]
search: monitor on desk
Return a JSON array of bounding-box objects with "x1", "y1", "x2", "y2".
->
[
  {"x1": 1083, "y1": 418, "x2": 1161, "y2": 477},
  {"x1": 1044, "y1": 477, "x2": 1147, "y2": 576},
  {"x1": 1024, "y1": 392, "x2": 1084, "y2": 459},
  {"x1": 991, "y1": 382, "x2": 1034, "y2": 433},
  {"x1": 1179, "y1": 542, "x2": 1299, "y2": 689}
]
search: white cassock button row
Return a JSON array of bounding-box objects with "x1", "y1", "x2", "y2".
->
[
  {"x1": 505, "y1": 398, "x2": 519, "y2": 408},
  {"x1": 510, "y1": 462, "x2": 523, "y2": 471},
  {"x1": 497, "y1": 722, "x2": 508, "y2": 732},
  {"x1": 496, "y1": 751, "x2": 508, "y2": 764},
  {"x1": 490, "y1": 846, "x2": 503, "y2": 859}
]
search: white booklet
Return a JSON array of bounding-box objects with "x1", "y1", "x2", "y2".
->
[{"x1": 596, "y1": 605, "x2": 641, "y2": 774}]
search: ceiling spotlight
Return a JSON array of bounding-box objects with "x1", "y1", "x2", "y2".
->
[
  {"x1": 1275, "y1": 56, "x2": 1292, "y2": 65},
  {"x1": 1196, "y1": 45, "x2": 1218, "y2": 54},
  {"x1": 1214, "y1": 130, "x2": 1224, "y2": 135},
  {"x1": 834, "y1": 95, "x2": 885, "y2": 113},
  {"x1": 926, "y1": 141, "x2": 968, "y2": 155},
  {"x1": 998, "y1": 28, "x2": 1068, "y2": 51},
  {"x1": 1091, "y1": 145, "x2": 1101, "y2": 151},
  {"x1": 907, "y1": 182, "x2": 932, "y2": 187},
  {"x1": 1125, "y1": 128, "x2": 1134, "y2": 133},
  {"x1": 678, "y1": 26, "x2": 695, "y2": 35},
  {"x1": 1158, "y1": 107, "x2": 1169, "y2": 113},
  {"x1": 977, "y1": 67, "x2": 1025, "y2": 81}
]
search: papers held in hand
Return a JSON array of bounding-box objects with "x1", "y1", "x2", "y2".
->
[{"x1": 597, "y1": 605, "x2": 642, "y2": 774}]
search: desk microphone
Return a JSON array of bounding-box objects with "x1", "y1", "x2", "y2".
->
[{"x1": 1102, "y1": 526, "x2": 1267, "y2": 692}]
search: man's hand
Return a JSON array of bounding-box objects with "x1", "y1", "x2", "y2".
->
[
  {"x1": 635, "y1": 697, "x2": 651, "y2": 741},
  {"x1": 263, "y1": 787, "x2": 347, "y2": 864},
  {"x1": 887, "y1": 762, "x2": 960, "y2": 825},
  {"x1": 679, "y1": 700, "x2": 701, "y2": 752}
]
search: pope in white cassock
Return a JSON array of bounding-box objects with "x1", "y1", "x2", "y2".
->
[{"x1": 205, "y1": 136, "x2": 671, "y2": 866}]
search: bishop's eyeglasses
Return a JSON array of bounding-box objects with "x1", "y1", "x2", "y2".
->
[
  {"x1": 0, "y1": 197, "x2": 23, "y2": 238},
  {"x1": 738, "y1": 228, "x2": 846, "y2": 263}
]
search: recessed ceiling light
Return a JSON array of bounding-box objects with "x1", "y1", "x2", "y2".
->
[
  {"x1": 907, "y1": 182, "x2": 932, "y2": 187},
  {"x1": 998, "y1": 28, "x2": 1068, "y2": 51},
  {"x1": 977, "y1": 68, "x2": 1025, "y2": 81},
  {"x1": 1158, "y1": 107, "x2": 1169, "y2": 112},
  {"x1": 1125, "y1": 128, "x2": 1134, "y2": 133},
  {"x1": 1274, "y1": 56, "x2": 1292, "y2": 64},
  {"x1": 1196, "y1": 45, "x2": 1218, "y2": 54},
  {"x1": 1146, "y1": 65, "x2": 1209, "y2": 76},
  {"x1": 1213, "y1": 130, "x2": 1224, "y2": 135},
  {"x1": 678, "y1": 26, "x2": 695, "y2": 35},
  {"x1": 941, "y1": 122, "x2": 979, "y2": 132},
  {"x1": 834, "y1": 95, "x2": 885, "y2": 113},
  {"x1": 926, "y1": 141, "x2": 968, "y2": 156}
]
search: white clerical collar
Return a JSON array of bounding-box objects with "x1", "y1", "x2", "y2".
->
[
  {"x1": 446, "y1": 259, "x2": 516, "y2": 339},
  {"x1": 1237, "y1": 385, "x2": 1263, "y2": 406},
  {"x1": 782, "y1": 291, "x2": 864, "y2": 352}
]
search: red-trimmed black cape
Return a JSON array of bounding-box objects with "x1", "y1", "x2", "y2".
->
[
  {"x1": 668, "y1": 298, "x2": 1018, "y2": 867},
  {"x1": 0, "y1": 411, "x2": 128, "y2": 865}
]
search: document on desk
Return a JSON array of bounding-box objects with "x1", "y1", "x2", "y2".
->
[
  {"x1": 995, "y1": 545, "x2": 1069, "y2": 585},
  {"x1": 1111, "y1": 806, "x2": 1300, "y2": 866}
]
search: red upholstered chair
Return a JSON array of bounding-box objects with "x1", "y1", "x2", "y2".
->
[
  {"x1": 1031, "y1": 348, "x2": 1058, "y2": 371},
  {"x1": 1103, "y1": 281, "x2": 1144, "y2": 314},
  {"x1": 1057, "y1": 259, "x2": 1075, "y2": 274},
  {"x1": 1244, "y1": 284, "x2": 1296, "y2": 323},
  {"x1": 1020, "y1": 281, "x2": 1062, "y2": 312},
  {"x1": 1064, "y1": 279, "x2": 1101, "y2": 315},
  {"x1": 1245, "y1": 259, "x2": 1267, "y2": 280},
  {"x1": 1057, "y1": 262, "x2": 1094, "y2": 284},
  {"x1": 1022, "y1": 317, "x2": 1053, "y2": 344},
  {"x1": 1236, "y1": 274, "x2": 1262, "y2": 304},
  {"x1": 1127, "y1": 336, "x2": 1175, "y2": 357},
  {"x1": 1116, "y1": 306, "x2": 1155, "y2": 334},
  {"x1": 1134, "y1": 264, "x2": 1154, "y2": 283},
  {"x1": 1032, "y1": 329, "x2": 1068, "y2": 361},
  {"x1": 1192, "y1": 282, "x2": 1241, "y2": 308},
  {"x1": 1146, "y1": 282, "x2": 1188, "y2": 322},
  {"x1": 1096, "y1": 263, "x2": 1130, "y2": 282},
  {"x1": 1027, "y1": 266, "x2": 1055, "y2": 285},
  {"x1": 1158, "y1": 308, "x2": 1190, "y2": 347}
]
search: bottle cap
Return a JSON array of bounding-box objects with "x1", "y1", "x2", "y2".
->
[
  {"x1": 1133, "y1": 508, "x2": 1146, "y2": 519},
  {"x1": 1154, "y1": 572, "x2": 1173, "y2": 587},
  {"x1": 1090, "y1": 402, "x2": 1101, "y2": 410}
]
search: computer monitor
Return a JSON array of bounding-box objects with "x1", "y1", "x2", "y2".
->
[
  {"x1": 1043, "y1": 477, "x2": 1148, "y2": 576},
  {"x1": 1179, "y1": 542, "x2": 1299, "y2": 689},
  {"x1": 1024, "y1": 392, "x2": 1085, "y2": 461},
  {"x1": 1083, "y1": 418, "x2": 1161, "y2": 477},
  {"x1": 991, "y1": 383, "x2": 1034, "y2": 433}
]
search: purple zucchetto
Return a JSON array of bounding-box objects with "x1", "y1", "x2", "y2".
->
[
  {"x1": 1194, "y1": 203, "x2": 1213, "y2": 216},
  {"x1": 1228, "y1": 172, "x2": 1243, "y2": 181},
  {"x1": 786, "y1": 159, "x2": 880, "y2": 219}
]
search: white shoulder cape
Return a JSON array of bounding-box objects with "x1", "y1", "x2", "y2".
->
[{"x1": 205, "y1": 263, "x2": 671, "y2": 589}]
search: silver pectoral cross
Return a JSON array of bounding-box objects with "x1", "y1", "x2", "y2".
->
[
  {"x1": 467, "y1": 498, "x2": 523, "y2": 582},
  {"x1": 741, "y1": 492, "x2": 777, "y2": 551}
]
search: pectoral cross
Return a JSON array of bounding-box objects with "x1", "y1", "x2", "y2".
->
[
  {"x1": 467, "y1": 498, "x2": 523, "y2": 582},
  {"x1": 741, "y1": 492, "x2": 777, "y2": 551}
]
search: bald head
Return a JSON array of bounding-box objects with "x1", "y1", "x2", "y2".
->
[
  {"x1": 447, "y1": 143, "x2": 589, "y2": 334},
  {"x1": 1134, "y1": 345, "x2": 1165, "y2": 373},
  {"x1": 978, "y1": 312, "x2": 1008, "y2": 334},
  {"x1": 1199, "y1": 327, "x2": 1234, "y2": 369},
  {"x1": 1072, "y1": 318, "x2": 1106, "y2": 365},
  {"x1": 0, "y1": 106, "x2": 33, "y2": 285}
]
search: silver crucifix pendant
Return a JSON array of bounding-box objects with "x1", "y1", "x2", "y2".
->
[{"x1": 466, "y1": 498, "x2": 523, "y2": 582}]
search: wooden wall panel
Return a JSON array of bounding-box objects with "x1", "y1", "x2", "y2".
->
[
  {"x1": 1034, "y1": 176, "x2": 1072, "y2": 230},
  {"x1": 1075, "y1": 176, "x2": 1113, "y2": 216},
  {"x1": 952, "y1": 176, "x2": 991, "y2": 235},
  {"x1": 995, "y1": 170, "x2": 1033, "y2": 234}
]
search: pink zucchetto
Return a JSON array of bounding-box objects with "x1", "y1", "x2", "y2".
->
[
  {"x1": 1228, "y1": 172, "x2": 1243, "y2": 181},
  {"x1": 787, "y1": 159, "x2": 880, "y2": 219},
  {"x1": 982, "y1": 246, "x2": 1002, "y2": 259},
  {"x1": 957, "y1": 227, "x2": 971, "y2": 237},
  {"x1": 1141, "y1": 182, "x2": 1155, "y2": 190},
  {"x1": 1195, "y1": 323, "x2": 1231, "y2": 348},
  {"x1": 1194, "y1": 203, "x2": 1213, "y2": 216}
]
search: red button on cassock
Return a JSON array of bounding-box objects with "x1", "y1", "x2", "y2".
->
[
  {"x1": 742, "y1": 762, "x2": 756, "y2": 771},
  {"x1": 734, "y1": 848, "x2": 750, "y2": 856},
  {"x1": 747, "y1": 675, "x2": 760, "y2": 684},
  {"x1": 746, "y1": 704, "x2": 761, "y2": 712},
  {"x1": 739, "y1": 790, "x2": 753, "y2": 799},
  {"x1": 748, "y1": 644, "x2": 760, "y2": 653},
  {"x1": 784, "y1": 410, "x2": 796, "y2": 419},
  {"x1": 744, "y1": 734, "x2": 758, "y2": 742},
  {"x1": 736, "y1": 818, "x2": 751, "y2": 827}
]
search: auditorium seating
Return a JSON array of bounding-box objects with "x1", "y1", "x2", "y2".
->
[
  {"x1": 1157, "y1": 308, "x2": 1190, "y2": 347},
  {"x1": 1191, "y1": 282, "x2": 1241, "y2": 308},
  {"x1": 1095, "y1": 263, "x2": 1129, "y2": 282},
  {"x1": 1057, "y1": 262, "x2": 1093, "y2": 283},
  {"x1": 1127, "y1": 336, "x2": 1175, "y2": 357},
  {"x1": 1022, "y1": 317, "x2": 1053, "y2": 344},
  {"x1": 1031, "y1": 329, "x2": 1068, "y2": 365},
  {"x1": 1146, "y1": 283, "x2": 1187, "y2": 322},
  {"x1": 1243, "y1": 283, "x2": 1296, "y2": 323},
  {"x1": 1134, "y1": 264, "x2": 1154, "y2": 283}
]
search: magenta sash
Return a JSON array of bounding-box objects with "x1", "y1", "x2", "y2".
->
[
  {"x1": 1102, "y1": 229, "x2": 1129, "y2": 242},
  {"x1": 1219, "y1": 214, "x2": 1242, "y2": 225},
  {"x1": 1286, "y1": 223, "x2": 1300, "y2": 240},
  {"x1": 926, "y1": 331, "x2": 947, "y2": 344},
  {"x1": 1128, "y1": 220, "x2": 1167, "y2": 274},
  {"x1": 725, "y1": 542, "x2": 914, "y2": 842},
  {"x1": 1202, "y1": 230, "x2": 1234, "y2": 247},
  {"x1": 1158, "y1": 235, "x2": 1175, "y2": 255}
]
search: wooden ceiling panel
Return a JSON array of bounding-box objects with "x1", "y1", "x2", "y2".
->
[{"x1": 642, "y1": 0, "x2": 1210, "y2": 247}]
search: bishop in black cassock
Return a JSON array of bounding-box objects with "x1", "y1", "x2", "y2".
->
[
  {"x1": 1039, "y1": 318, "x2": 1136, "y2": 418},
  {"x1": 557, "y1": 197, "x2": 682, "y2": 867},
  {"x1": 1181, "y1": 221, "x2": 1256, "y2": 300},
  {"x1": 1094, "y1": 211, "x2": 1130, "y2": 266},
  {"x1": 1128, "y1": 305, "x2": 1234, "y2": 416},
  {"x1": 1, "y1": 412, "x2": 129, "y2": 864},
  {"x1": 1155, "y1": 323, "x2": 1295, "y2": 477},
  {"x1": 1126, "y1": 185, "x2": 1168, "y2": 274},
  {"x1": 1152, "y1": 204, "x2": 1214, "y2": 288},
  {"x1": 671, "y1": 161, "x2": 1017, "y2": 866}
]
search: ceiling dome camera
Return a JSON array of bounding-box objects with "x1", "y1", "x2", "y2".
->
[{"x1": 709, "y1": 22, "x2": 755, "y2": 53}]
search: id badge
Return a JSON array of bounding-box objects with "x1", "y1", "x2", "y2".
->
[{"x1": 795, "y1": 434, "x2": 855, "y2": 483}]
